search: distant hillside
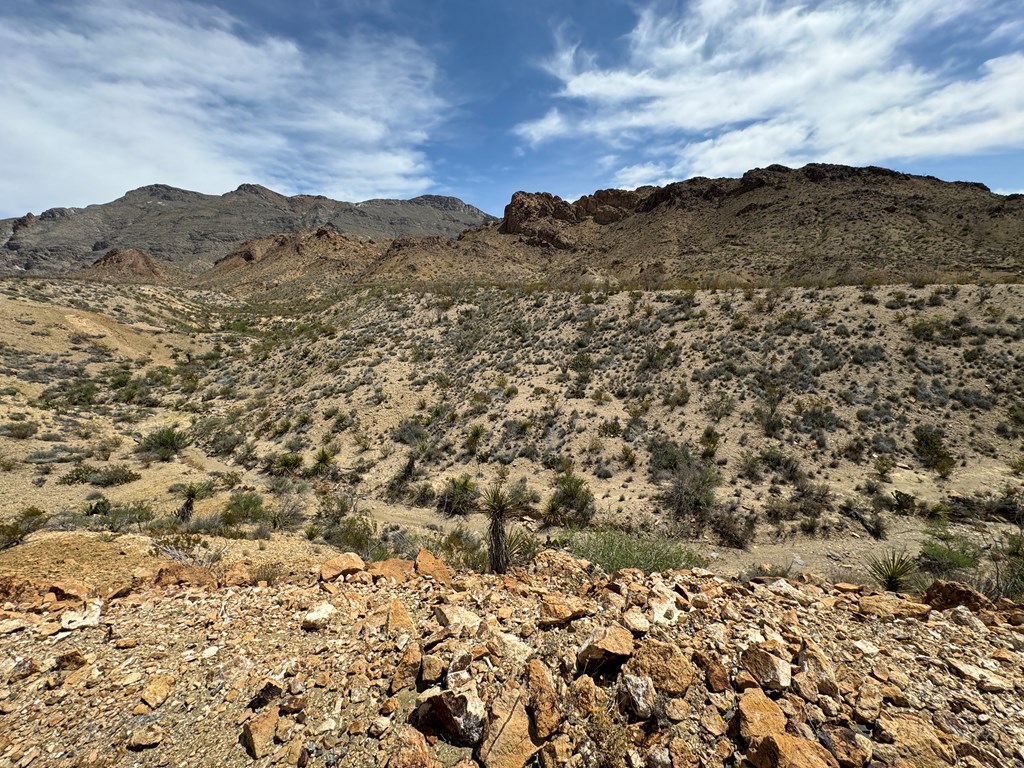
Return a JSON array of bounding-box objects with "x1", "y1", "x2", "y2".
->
[
  {"x1": 75, "y1": 247, "x2": 171, "y2": 285},
  {"x1": 0, "y1": 184, "x2": 493, "y2": 276},
  {"x1": 194, "y1": 164, "x2": 1024, "y2": 297},
  {"x1": 455, "y1": 163, "x2": 1024, "y2": 286}
]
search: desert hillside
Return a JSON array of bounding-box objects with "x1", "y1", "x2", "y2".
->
[{"x1": 187, "y1": 165, "x2": 1024, "y2": 301}]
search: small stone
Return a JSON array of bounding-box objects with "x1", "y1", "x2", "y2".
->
[
  {"x1": 387, "y1": 726, "x2": 441, "y2": 768},
  {"x1": 434, "y1": 604, "x2": 482, "y2": 632},
  {"x1": 665, "y1": 698, "x2": 689, "y2": 722},
  {"x1": 416, "y1": 684, "x2": 486, "y2": 746},
  {"x1": 55, "y1": 649, "x2": 88, "y2": 671},
  {"x1": 141, "y1": 675, "x2": 174, "y2": 709},
  {"x1": 923, "y1": 580, "x2": 991, "y2": 613},
  {"x1": 820, "y1": 725, "x2": 872, "y2": 768},
  {"x1": 241, "y1": 707, "x2": 280, "y2": 759},
  {"x1": 852, "y1": 640, "x2": 879, "y2": 657},
  {"x1": 386, "y1": 599, "x2": 415, "y2": 633},
  {"x1": 367, "y1": 558, "x2": 416, "y2": 583},
  {"x1": 619, "y1": 674, "x2": 656, "y2": 720},
  {"x1": 127, "y1": 724, "x2": 164, "y2": 751},
  {"x1": 301, "y1": 602, "x2": 337, "y2": 631},
  {"x1": 741, "y1": 647, "x2": 791, "y2": 690},
  {"x1": 622, "y1": 607, "x2": 650, "y2": 634},
  {"x1": 391, "y1": 643, "x2": 422, "y2": 693},
  {"x1": 623, "y1": 640, "x2": 695, "y2": 696},
  {"x1": 537, "y1": 594, "x2": 589, "y2": 626},
  {"x1": 525, "y1": 659, "x2": 561, "y2": 740},
  {"x1": 748, "y1": 733, "x2": 840, "y2": 768},
  {"x1": 738, "y1": 687, "x2": 787, "y2": 745},
  {"x1": 478, "y1": 682, "x2": 540, "y2": 768},
  {"x1": 421, "y1": 655, "x2": 445, "y2": 684},
  {"x1": 60, "y1": 599, "x2": 102, "y2": 630},
  {"x1": 857, "y1": 595, "x2": 930, "y2": 621},
  {"x1": 694, "y1": 650, "x2": 730, "y2": 693},
  {"x1": 577, "y1": 625, "x2": 634, "y2": 669}
]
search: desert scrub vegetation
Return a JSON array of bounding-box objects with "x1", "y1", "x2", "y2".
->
[
  {"x1": 58, "y1": 462, "x2": 140, "y2": 487},
  {"x1": 136, "y1": 425, "x2": 190, "y2": 462},
  {"x1": 557, "y1": 527, "x2": 704, "y2": 574},
  {"x1": 0, "y1": 507, "x2": 48, "y2": 550}
]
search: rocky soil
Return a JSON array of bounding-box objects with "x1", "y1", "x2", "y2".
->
[{"x1": 2, "y1": 546, "x2": 1023, "y2": 768}]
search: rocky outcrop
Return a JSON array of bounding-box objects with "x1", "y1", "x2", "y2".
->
[{"x1": 0, "y1": 553, "x2": 1022, "y2": 767}]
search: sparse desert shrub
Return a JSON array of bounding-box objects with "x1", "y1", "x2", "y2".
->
[
  {"x1": 866, "y1": 549, "x2": 918, "y2": 592},
  {"x1": 58, "y1": 462, "x2": 140, "y2": 487},
  {"x1": 912, "y1": 425, "x2": 955, "y2": 478},
  {"x1": 136, "y1": 425, "x2": 190, "y2": 462},
  {"x1": 659, "y1": 457, "x2": 721, "y2": 534},
  {"x1": 150, "y1": 533, "x2": 225, "y2": 567},
  {"x1": 544, "y1": 471, "x2": 595, "y2": 527},
  {"x1": 710, "y1": 510, "x2": 758, "y2": 549},
  {"x1": 428, "y1": 525, "x2": 488, "y2": 572},
  {"x1": 266, "y1": 452, "x2": 304, "y2": 476},
  {"x1": 919, "y1": 526, "x2": 981, "y2": 576},
  {"x1": 0, "y1": 507, "x2": 48, "y2": 550},
  {"x1": 221, "y1": 490, "x2": 266, "y2": 526},
  {"x1": 0, "y1": 421, "x2": 39, "y2": 439},
  {"x1": 436, "y1": 474, "x2": 480, "y2": 517},
  {"x1": 558, "y1": 528, "x2": 704, "y2": 573}
]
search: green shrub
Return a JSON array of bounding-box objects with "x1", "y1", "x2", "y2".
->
[
  {"x1": 558, "y1": 528, "x2": 704, "y2": 573},
  {"x1": 912, "y1": 425, "x2": 955, "y2": 478},
  {"x1": 0, "y1": 421, "x2": 38, "y2": 439},
  {"x1": 221, "y1": 491, "x2": 266, "y2": 526},
  {"x1": 264, "y1": 452, "x2": 303, "y2": 476},
  {"x1": 544, "y1": 471, "x2": 595, "y2": 527},
  {"x1": 436, "y1": 474, "x2": 480, "y2": 517},
  {"x1": 659, "y1": 458, "x2": 721, "y2": 534},
  {"x1": 58, "y1": 463, "x2": 140, "y2": 487},
  {"x1": 0, "y1": 507, "x2": 48, "y2": 550},
  {"x1": 137, "y1": 426, "x2": 190, "y2": 461}
]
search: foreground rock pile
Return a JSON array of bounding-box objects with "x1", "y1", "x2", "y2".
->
[{"x1": 2, "y1": 548, "x2": 1023, "y2": 768}]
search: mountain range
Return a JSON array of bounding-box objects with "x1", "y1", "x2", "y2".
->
[
  {"x1": 0, "y1": 183, "x2": 493, "y2": 276},
  {"x1": 2, "y1": 164, "x2": 1022, "y2": 290}
]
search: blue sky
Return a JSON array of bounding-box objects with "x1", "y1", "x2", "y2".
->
[{"x1": 1, "y1": 0, "x2": 1022, "y2": 218}]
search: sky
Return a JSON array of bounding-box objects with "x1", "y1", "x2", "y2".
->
[{"x1": 1, "y1": 0, "x2": 1023, "y2": 218}]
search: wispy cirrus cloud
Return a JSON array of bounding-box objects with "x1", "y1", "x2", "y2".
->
[
  {"x1": 516, "y1": 0, "x2": 1024, "y2": 188},
  {"x1": 0, "y1": 0, "x2": 447, "y2": 216}
]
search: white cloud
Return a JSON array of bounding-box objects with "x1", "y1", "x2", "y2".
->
[
  {"x1": 518, "y1": 0, "x2": 1024, "y2": 183},
  {"x1": 0, "y1": 0, "x2": 447, "y2": 216}
]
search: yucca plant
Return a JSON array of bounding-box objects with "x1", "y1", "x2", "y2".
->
[
  {"x1": 866, "y1": 549, "x2": 918, "y2": 592},
  {"x1": 173, "y1": 480, "x2": 216, "y2": 523}
]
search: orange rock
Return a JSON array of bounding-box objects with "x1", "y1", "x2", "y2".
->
[
  {"x1": 857, "y1": 595, "x2": 931, "y2": 621},
  {"x1": 525, "y1": 659, "x2": 561, "y2": 740},
  {"x1": 241, "y1": 707, "x2": 279, "y2": 759},
  {"x1": 748, "y1": 732, "x2": 840, "y2": 768},
  {"x1": 415, "y1": 549, "x2": 452, "y2": 587},
  {"x1": 387, "y1": 726, "x2": 441, "y2": 768},
  {"x1": 738, "y1": 688, "x2": 786, "y2": 745},
  {"x1": 624, "y1": 640, "x2": 696, "y2": 696},
  {"x1": 320, "y1": 552, "x2": 365, "y2": 582},
  {"x1": 367, "y1": 558, "x2": 416, "y2": 583}
]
